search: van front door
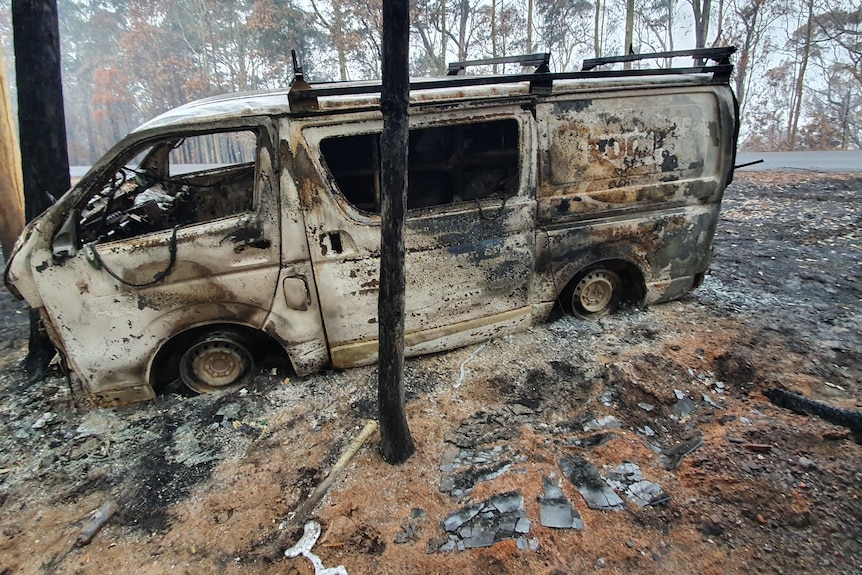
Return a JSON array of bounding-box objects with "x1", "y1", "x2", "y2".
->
[
  {"x1": 30, "y1": 123, "x2": 282, "y2": 402},
  {"x1": 294, "y1": 108, "x2": 537, "y2": 367}
]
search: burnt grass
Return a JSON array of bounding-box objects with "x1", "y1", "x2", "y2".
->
[{"x1": 0, "y1": 172, "x2": 861, "y2": 574}]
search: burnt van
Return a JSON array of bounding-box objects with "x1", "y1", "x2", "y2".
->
[{"x1": 4, "y1": 48, "x2": 739, "y2": 405}]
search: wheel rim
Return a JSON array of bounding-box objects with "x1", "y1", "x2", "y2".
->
[
  {"x1": 180, "y1": 333, "x2": 253, "y2": 393},
  {"x1": 573, "y1": 270, "x2": 619, "y2": 315}
]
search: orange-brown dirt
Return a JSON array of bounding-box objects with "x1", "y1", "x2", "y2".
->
[{"x1": 1, "y1": 172, "x2": 860, "y2": 574}]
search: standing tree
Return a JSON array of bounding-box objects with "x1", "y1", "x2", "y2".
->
[
  {"x1": 624, "y1": 0, "x2": 635, "y2": 67},
  {"x1": 378, "y1": 0, "x2": 416, "y2": 464},
  {"x1": 786, "y1": 0, "x2": 814, "y2": 149},
  {"x1": 690, "y1": 0, "x2": 713, "y2": 48},
  {"x1": 594, "y1": 0, "x2": 604, "y2": 57},
  {"x1": 535, "y1": 0, "x2": 593, "y2": 71},
  {"x1": 0, "y1": 41, "x2": 24, "y2": 260},
  {"x1": 12, "y1": 0, "x2": 70, "y2": 382}
]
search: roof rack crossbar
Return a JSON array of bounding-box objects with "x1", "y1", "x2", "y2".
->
[
  {"x1": 448, "y1": 53, "x2": 550, "y2": 75},
  {"x1": 582, "y1": 47, "x2": 736, "y2": 71}
]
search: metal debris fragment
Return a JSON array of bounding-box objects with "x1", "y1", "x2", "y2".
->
[
  {"x1": 438, "y1": 492, "x2": 530, "y2": 552},
  {"x1": 438, "y1": 447, "x2": 514, "y2": 499},
  {"x1": 440, "y1": 410, "x2": 524, "y2": 497},
  {"x1": 559, "y1": 456, "x2": 625, "y2": 511},
  {"x1": 284, "y1": 521, "x2": 347, "y2": 575},
  {"x1": 605, "y1": 463, "x2": 669, "y2": 507},
  {"x1": 394, "y1": 508, "x2": 426, "y2": 544},
  {"x1": 539, "y1": 475, "x2": 584, "y2": 529},
  {"x1": 661, "y1": 436, "x2": 705, "y2": 469},
  {"x1": 563, "y1": 432, "x2": 617, "y2": 448},
  {"x1": 672, "y1": 397, "x2": 697, "y2": 418},
  {"x1": 454, "y1": 342, "x2": 488, "y2": 388},
  {"x1": 582, "y1": 415, "x2": 622, "y2": 432}
]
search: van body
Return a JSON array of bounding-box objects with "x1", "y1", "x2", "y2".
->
[{"x1": 4, "y1": 49, "x2": 739, "y2": 406}]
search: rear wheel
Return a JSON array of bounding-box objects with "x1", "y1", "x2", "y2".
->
[
  {"x1": 566, "y1": 267, "x2": 622, "y2": 319},
  {"x1": 179, "y1": 331, "x2": 254, "y2": 394}
]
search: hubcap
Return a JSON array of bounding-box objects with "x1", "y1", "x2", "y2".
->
[
  {"x1": 180, "y1": 334, "x2": 253, "y2": 393},
  {"x1": 574, "y1": 271, "x2": 616, "y2": 313},
  {"x1": 190, "y1": 343, "x2": 244, "y2": 387}
]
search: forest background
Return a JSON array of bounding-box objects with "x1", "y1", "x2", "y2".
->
[{"x1": 0, "y1": 0, "x2": 860, "y2": 166}]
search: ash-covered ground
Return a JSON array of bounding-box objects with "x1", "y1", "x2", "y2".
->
[{"x1": 0, "y1": 172, "x2": 860, "y2": 575}]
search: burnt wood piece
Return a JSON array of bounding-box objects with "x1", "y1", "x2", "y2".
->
[{"x1": 764, "y1": 388, "x2": 862, "y2": 444}]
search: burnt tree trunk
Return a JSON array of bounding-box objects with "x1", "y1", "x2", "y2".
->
[
  {"x1": 377, "y1": 0, "x2": 415, "y2": 464},
  {"x1": 12, "y1": 0, "x2": 70, "y2": 383}
]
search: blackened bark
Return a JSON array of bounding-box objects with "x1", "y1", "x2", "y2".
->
[
  {"x1": 378, "y1": 0, "x2": 415, "y2": 464},
  {"x1": 764, "y1": 388, "x2": 862, "y2": 444},
  {"x1": 12, "y1": 0, "x2": 70, "y2": 382}
]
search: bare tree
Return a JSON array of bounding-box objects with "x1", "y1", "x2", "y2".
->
[
  {"x1": 623, "y1": 0, "x2": 634, "y2": 67},
  {"x1": 378, "y1": 0, "x2": 416, "y2": 464},
  {"x1": 690, "y1": 0, "x2": 713, "y2": 47},
  {"x1": 534, "y1": 0, "x2": 593, "y2": 71},
  {"x1": 594, "y1": 0, "x2": 604, "y2": 57},
  {"x1": 812, "y1": 2, "x2": 862, "y2": 85},
  {"x1": 786, "y1": 0, "x2": 814, "y2": 149},
  {"x1": 726, "y1": 0, "x2": 785, "y2": 119},
  {"x1": 636, "y1": 0, "x2": 675, "y2": 56}
]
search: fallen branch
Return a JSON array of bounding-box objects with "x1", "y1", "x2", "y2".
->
[
  {"x1": 293, "y1": 420, "x2": 379, "y2": 522},
  {"x1": 256, "y1": 421, "x2": 378, "y2": 561},
  {"x1": 764, "y1": 388, "x2": 862, "y2": 443},
  {"x1": 76, "y1": 500, "x2": 118, "y2": 546}
]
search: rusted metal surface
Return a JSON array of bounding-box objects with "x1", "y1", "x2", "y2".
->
[{"x1": 4, "y1": 68, "x2": 737, "y2": 406}]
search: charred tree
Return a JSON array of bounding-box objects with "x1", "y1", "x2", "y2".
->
[
  {"x1": 377, "y1": 0, "x2": 415, "y2": 464},
  {"x1": 12, "y1": 0, "x2": 70, "y2": 383}
]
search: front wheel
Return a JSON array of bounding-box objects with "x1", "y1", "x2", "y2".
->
[
  {"x1": 179, "y1": 331, "x2": 255, "y2": 394},
  {"x1": 565, "y1": 267, "x2": 622, "y2": 319}
]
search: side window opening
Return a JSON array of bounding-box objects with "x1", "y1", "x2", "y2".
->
[
  {"x1": 320, "y1": 118, "x2": 519, "y2": 214},
  {"x1": 77, "y1": 129, "x2": 257, "y2": 245}
]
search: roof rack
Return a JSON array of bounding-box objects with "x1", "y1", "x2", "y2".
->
[
  {"x1": 447, "y1": 53, "x2": 551, "y2": 75},
  {"x1": 582, "y1": 46, "x2": 736, "y2": 71},
  {"x1": 288, "y1": 47, "x2": 736, "y2": 112}
]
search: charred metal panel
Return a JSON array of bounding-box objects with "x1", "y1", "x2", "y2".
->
[
  {"x1": 536, "y1": 86, "x2": 734, "y2": 307},
  {"x1": 537, "y1": 90, "x2": 724, "y2": 223},
  {"x1": 294, "y1": 107, "x2": 538, "y2": 366}
]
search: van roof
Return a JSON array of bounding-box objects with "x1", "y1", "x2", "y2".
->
[{"x1": 135, "y1": 47, "x2": 735, "y2": 133}]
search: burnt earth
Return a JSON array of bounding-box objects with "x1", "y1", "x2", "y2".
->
[{"x1": 0, "y1": 172, "x2": 861, "y2": 575}]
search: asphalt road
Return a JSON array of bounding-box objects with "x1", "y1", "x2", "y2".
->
[
  {"x1": 736, "y1": 150, "x2": 862, "y2": 172},
  {"x1": 70, "y1": 151, "x2": 861, "y2": 179}
]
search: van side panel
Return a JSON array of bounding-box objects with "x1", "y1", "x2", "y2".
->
[
  {"x1": 292, "y1": 108, "x2": 538, "y2": 367},
  {"x1": 537, "y1": 86, "x2": 735, "y2": 304}
]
